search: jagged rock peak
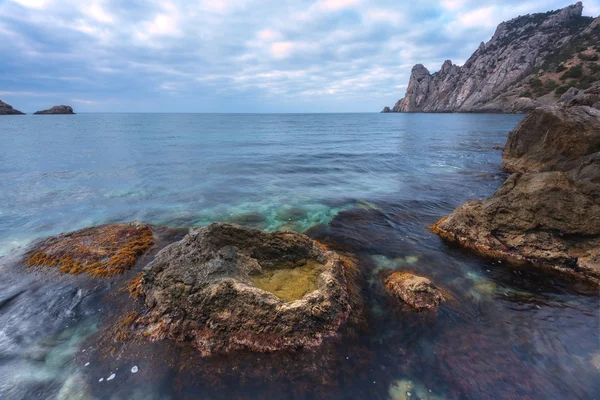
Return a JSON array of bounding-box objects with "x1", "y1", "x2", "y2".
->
[
  {"x1": 541, "y1": 1, "x2": 583, "y2": 27},
  {"x1": 411, "y1": 64, "x2": 430, "y2": 81},
  {"x1": 0, "y1": 100, "x2": 25, "y2": 115}
]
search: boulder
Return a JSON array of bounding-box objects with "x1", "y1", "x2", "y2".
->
[
  {"x1": 433, "y1": 104, "x2": 600, "y2": 285},
  {"x1": 25, "y1": 222, "x2": 154, "y2": 277},
  {"x1": 559, "y1": 83, "x2": 600, "y2": 109},
  {"x1": 384, "y1": 271, "x2": 443, "y2": 311},
  {"x1": 381, "y1": 106, "x2": 392, "y2": 113},
  {"x1": 503, "y1": 106, "x2": 600, "y2": 173},
  {"x1": 431, "y1": 172, "x2": 600, "y2": 283},
  {"x1": 0, "y1": 100, "x2": 24, "y2": 115},
  {"x1": 34, "y1": 105, "x2": 75, "y2": 115},
  {"x1": 141, "y1": 223, "x2": 362, "y2": 355}
]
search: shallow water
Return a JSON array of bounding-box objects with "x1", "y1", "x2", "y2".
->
[{"x1": 0, "y1": 113, "x2": 598, "y2": 400}]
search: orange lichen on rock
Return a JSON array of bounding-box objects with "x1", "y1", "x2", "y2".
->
[{"x1": 25, "y1": 222, "x2": 154, "y2": 278}]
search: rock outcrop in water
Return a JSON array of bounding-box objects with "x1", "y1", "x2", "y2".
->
[
  {"x1": 431, "y1": 105, "x2": 600, "y2": 284},
  {"x1": 384, "y1": 3, "x2": 600, "y2": 113},
  {"x1": 0, "y1": 100, "x2": 25, "y2": 115},
  {"x1": 34, "y1": 105, "x2": 75, "y2": 115},
  {"x1": 503, "y1": 105, "x2": 600, "y2": 173},
  {"x1": 384, "y1": 272, "x2": 443, "y2": 311},
  {"x1": 25, "y1": 222, "x2": 154, "y2": 277},
  {"x1": 141, "y1": 223, "x2": 362, "y2": 356}
]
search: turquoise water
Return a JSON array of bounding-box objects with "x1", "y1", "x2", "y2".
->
[{"x1": 0, "y1": 113, "x2": 598, "y2": 399}]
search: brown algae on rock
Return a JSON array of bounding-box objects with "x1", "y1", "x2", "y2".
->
[
  {"x1": 251, "y1": 259, "x2": 324, "y2": 302},
  {"x1": 25, "y1": 222, "x2": 154, "y2": 278}
]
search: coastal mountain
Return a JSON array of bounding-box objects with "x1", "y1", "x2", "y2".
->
[
  {"x1": 384, "y1": 2, "x2": 600, "y2": 113},
  {"x1": 0, "y1": 100, "x2": 25, "y2": 115},
  {"x1": 34, "y1": 105, "x2": 75, "y2": 115}
]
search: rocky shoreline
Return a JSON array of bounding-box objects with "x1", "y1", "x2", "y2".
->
[{"x1": 431, "y1": 102, "x2": 600, "y2": 285}]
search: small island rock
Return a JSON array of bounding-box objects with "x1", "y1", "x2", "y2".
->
[
  {"x1": 34, "y1": 105, "x2": 75, "y2": 115},
  {"x1": 141, "y1": 223, "x2": 362, "y2": 356},
  {"x1": 0, "y1": 100, "x2": 25, "y2": 115}
]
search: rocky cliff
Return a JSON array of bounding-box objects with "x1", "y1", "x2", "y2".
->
[
  {"x1": 383, "y1": 3, "x2": 600, "y2": 113},
  {"x1": 0, "y1": 100, "x2": 25, "y2": 115}
]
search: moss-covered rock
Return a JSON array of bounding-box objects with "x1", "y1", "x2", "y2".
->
[{"x1": 140, "y1": 223, "x2": 363, "y2": 355}]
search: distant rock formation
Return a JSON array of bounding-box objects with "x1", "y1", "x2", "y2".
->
[
  {"x1": 0, "y1": 100, "x2": 24, "y2": 115},
  {"x1": 34, "y1": 105, "x2": 75, "y2": 115},
  {"x1": 381, "y1": 106, "x2": 391, "y2": 113},
  {"x1": 384, "y1": 3, "x2": 600, "y2": 113},
  {"x1": 431, "y1": 105, "x2": 600, "y2": 285}
]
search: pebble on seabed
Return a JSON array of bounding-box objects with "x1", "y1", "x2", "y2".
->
[
  {"x1": 107, "y1": 373, "x2": 116, "y2": 381},
  {"x1": 85, "y1": 362, "x2": 90, "y2": 367},
  {"x1": 98, "y1": 378, "x2": 104, "y2": 382},
  {"x1": 131, "y1": 366, "x2": 139, "y2": 373}
]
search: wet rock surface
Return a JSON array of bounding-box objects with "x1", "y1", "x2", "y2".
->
[
  {"x1": 25, "y1": 222, "x2": 154, "y2": 277},
  {"x1": 141, "y1": 223, "x2": 362, "y2": 355},
  {"x1": 432, "y1": 105, "x2": 600, "y2": 284},
  {"x1": 432, "y1": 172, "x2": 600, "y2": 282},
  {"x1": 503, "y1": 106, "x2": 600, "y2": 173},
  {"x1": 34, "y1": 105, "x2": 75, "y2": 114},
  {"x1": 0, "y1": 99, "x2": 25, "y2": 115},
  {"x1": 384, "y1": 272, "x2": 443, "y2": 311}
]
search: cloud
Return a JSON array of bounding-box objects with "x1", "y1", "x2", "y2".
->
[
  {"x1": 72, "y1": 98, "x2": 96, "y2": 104},
  {"x1": 0, "y1": 0, "x2": 594, "y2": 112}
]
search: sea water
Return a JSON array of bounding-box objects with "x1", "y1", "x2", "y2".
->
[{"x1": 0, "y1": 113, "x2": 598, "y2": 399}]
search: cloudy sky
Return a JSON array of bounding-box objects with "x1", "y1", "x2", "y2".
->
[{"x1": 1, "y1": 0, "x2": 598, "y2": 112}]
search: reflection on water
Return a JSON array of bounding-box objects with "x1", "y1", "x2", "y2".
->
[{"x1": 0, "y1": 113, "x2": 598, "y2": 399}]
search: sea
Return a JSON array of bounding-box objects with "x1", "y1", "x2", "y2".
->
[{"x1": 0, "y1": 113, "x2": 598, "y2": 399}]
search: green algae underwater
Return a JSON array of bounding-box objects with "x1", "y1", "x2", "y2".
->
[{"x1": 0, "y1": 113, "x2": 598, "y2": 399}]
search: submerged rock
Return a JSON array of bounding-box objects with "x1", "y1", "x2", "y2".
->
[
  {"x1": 34, "y1": 105, "x2": 75, "y2": 115},
  {"x1": 0, "y1": 100, "x2": 25, "y2": 115},
  {"x1": 25, "y1": 222, "x2": 154, "y2": 277},
  {"x1": 141, "y1": 223, "x2": 362, "y2": 355},
  {"x1": 384, "y1": 272, "x2": 443, "y2": 311}
]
